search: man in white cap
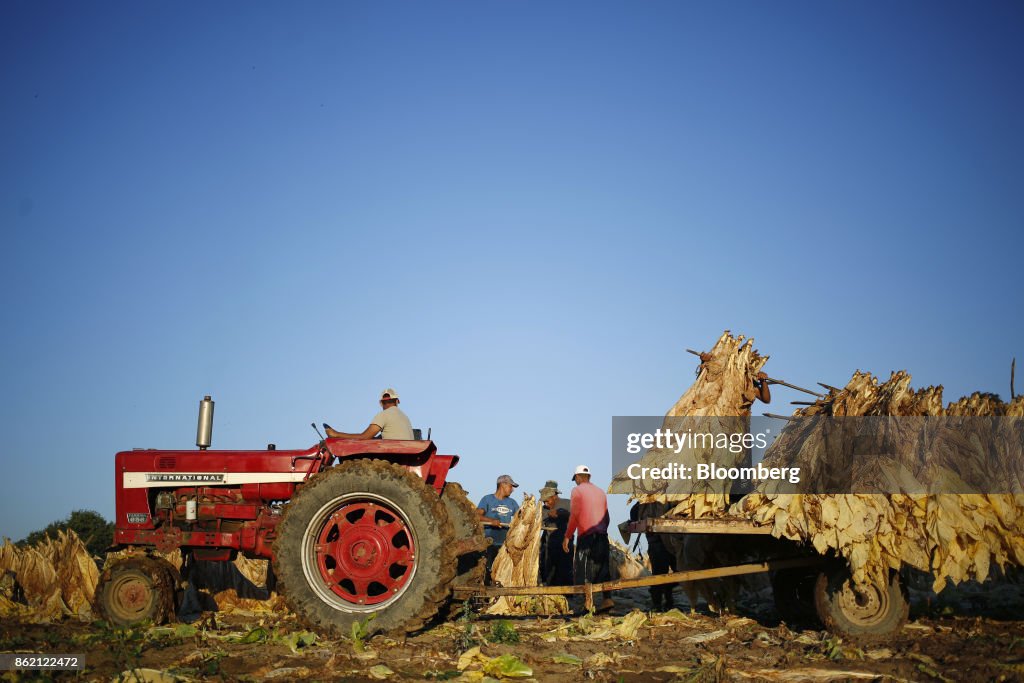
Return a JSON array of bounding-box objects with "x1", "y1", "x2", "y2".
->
[
  {"x1": 562, "y1": 465, "x2": 614, "y2": 612},
  {"x1": 477, "y1": 474, "x2": 520, "y2": 579},
  {"x1": 325, "y1": 388, "x2": 414, "y2": 440}
]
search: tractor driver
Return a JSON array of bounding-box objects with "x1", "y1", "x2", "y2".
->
[{"x1": 325, "y1": 388, "x2": 414, "y2": 440}]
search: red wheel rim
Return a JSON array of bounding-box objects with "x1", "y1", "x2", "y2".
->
[
  {"x1": 115, "y1": 576, "x2": 152, "y2": 613},
  {"x1": 314, "y1": 500, "x2": 415, "y2": 606}
]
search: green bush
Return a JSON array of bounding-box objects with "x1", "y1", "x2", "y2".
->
[{"x1": 18, "y1": 509, "x2": 114, "y2": 556}]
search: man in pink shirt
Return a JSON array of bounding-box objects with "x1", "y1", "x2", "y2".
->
[{"x1": 562, "y1": 465, "x2": 614, "y2": 612}]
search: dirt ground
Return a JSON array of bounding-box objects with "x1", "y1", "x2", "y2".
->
[{"x1": 3, "y1": 579, "x2": 1024, "y2": 682}]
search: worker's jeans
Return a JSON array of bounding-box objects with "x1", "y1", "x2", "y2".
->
[
  {"x1": 572, "y1": 532, "x2": 611, "y2": 610},
  {"x1": 573, "y1": 532, "x2": 611, "y2": 605}
]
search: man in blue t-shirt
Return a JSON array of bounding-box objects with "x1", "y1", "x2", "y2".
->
[{"x1": 477, "y1": 474, "x2": 520, "y2": 580}]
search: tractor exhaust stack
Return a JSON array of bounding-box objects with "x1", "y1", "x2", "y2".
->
[{"x1": 196, "y1": 395, "x2": 214, "y2": 450}]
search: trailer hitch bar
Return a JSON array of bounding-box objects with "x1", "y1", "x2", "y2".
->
[{"x1": 454, "y1": 555, "x2": 824, "y2": 611}]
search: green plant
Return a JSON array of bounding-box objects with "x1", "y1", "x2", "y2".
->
[
  {"x1": 351, "y1": 613, "x2": 376, "y2": 653},
  {"x1": 105, "y1": 625, "x2": 147, "y2": 678},
  {"x1": 486, "y1": 620, "x2": 520, "y2": 645},
  {"x1": 820, "y1": 635, "x2": 864, "y2": 661},
  {"x1": 454, "y1": 599, "x2": 480, "y2": 651},
  {"x1": 200, "y1": 649, "x2": 225, "y2": 677}
]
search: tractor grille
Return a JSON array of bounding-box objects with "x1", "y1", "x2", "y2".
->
[{"x1": 157, "y1": 456, "x2": 177, "y2": 470}]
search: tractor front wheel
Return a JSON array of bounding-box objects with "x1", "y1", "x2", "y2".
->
[
  {"x1": 273, "y1": 458, "x2": 457, "y2": 636},
  {"x1": 95, "y1": 556, "x2": 178, "y2": 626}
]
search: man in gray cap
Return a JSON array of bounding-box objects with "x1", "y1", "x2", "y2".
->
[
  {"x1": 477, "y1": 474, "x2": 520, "y2": 578},
  {"x1": 325, "y1": 388, "x2": 414, "y2": 440},
  {"x1": 539, "y1": 481, "x2": 573, "y2": 586}
]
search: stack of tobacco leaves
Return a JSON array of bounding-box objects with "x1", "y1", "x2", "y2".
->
[
  {"x1": 0, "y1": 529, "x2": 98, "y2": 621},
  {"x1": 740, "y1": 371, "x2": 1024, "y2": 591},
  {"x1": 487, "y1": 495, "x2": 569, "y2": 615},
  {"x1": 609, "y1": 330, "x2": 1023, "y2": 593},
  {"x1": 609, "y1": 330, "x2": 769, "y2": 518}
]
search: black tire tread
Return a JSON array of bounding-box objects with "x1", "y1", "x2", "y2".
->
[{"x1": 441, "y1": 481, "x2": 487, "y2": 592}]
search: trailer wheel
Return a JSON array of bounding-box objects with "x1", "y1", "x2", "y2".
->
[
  {"x1": 274, "y1": 459, "x2": 457, "y2": 637},
  {"x1": 771, "y1": 568, "x2": 820, "y2": 625},
  {"x1": 95, "y1": 557, "x2": 178, "y2": 626},
  {"x1": 813, "y1": 564, "x2": 908, "y2": 641},
  {"x1": 441, "y1": 481, "x2": 487, "y2": 595}
]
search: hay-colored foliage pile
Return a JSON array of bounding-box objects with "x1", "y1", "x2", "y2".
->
[
  {"x1": 487, "y1": 495, "x2": 569, "y2": 615},
  {"x1": 609, "y1": 330, "x2": 768, "y2": 518},
  {"x1": 740, "y1": 371, "x2": 1024, "y2": 591},
  {"x1": 0, "y1": 529, "x2": 99, "y2": 622},
  {"x1": 610, "y1": 539, "x2": 650, "y2": 581},
  {"x1": 105, "y1": 549, "x2": 286, "y2": 615},
  {"x1": 0, "y1": 530, "x2": 286, "y2": 622},
  {"x1": 215, "y1": 556, "x2": 289, "y2": 614},
  {"x1": 606, "y1": 329, "x2": 1024, "y2": 593}
]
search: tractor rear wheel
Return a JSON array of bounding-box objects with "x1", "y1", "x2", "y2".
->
[
  {"x1": 273, "y1": 458, "x2": 457, "y2": 636},
  {"x1": 441, "y1": 481, "x2": 487, "y2": 595},
  {"x1": 95, "y1": 556, "x2": 178, "y2": 626}
]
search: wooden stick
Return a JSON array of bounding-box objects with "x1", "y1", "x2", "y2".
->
[
  {"x1": 1012, "y1": 358, "x2": 1016, "y2": 399},
  {"x1": 688, "y1": 350, "x2": 823, "y2": 397},
  {"x1": 791, "y1": 401, "x2": 816, "y2": 405},
  {"x1": 631, "y1": 517, "x2": 774, "y2": 535},
  {"x1": 686, "y1": 348, "x2": 823, "y2": 398},
  {"x1": 452, "y1": 556, "x2": 822, "y2": 598},
  {"x1": 765, "y1": 377, "x2": 824, "y2": 397},
  {"x1": 763, "y1": 413, "x2": 796, "y2": 421},
  {"x1": 818, "y1": 382, "x2": 842, "y2": 393}
]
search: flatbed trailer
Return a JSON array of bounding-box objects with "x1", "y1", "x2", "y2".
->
[{"x1": 453, "y1": 516, "x2": 910, "y2": 642}]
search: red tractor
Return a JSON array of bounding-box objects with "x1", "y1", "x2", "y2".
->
[{"x1": 96, "y1": 398, "x2": 486, "y2": 635}]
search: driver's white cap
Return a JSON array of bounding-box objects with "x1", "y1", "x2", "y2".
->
[
  {"x1": 572, "y1": 465, "x2": 591, "y2": 481},
  {"x1": 380, "y1": 388, "x2": 400, "y2": 401}
]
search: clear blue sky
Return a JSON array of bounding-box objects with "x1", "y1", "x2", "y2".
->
[{"x1": 1, "y1": 1, "x2": 1021, "y2": 542}]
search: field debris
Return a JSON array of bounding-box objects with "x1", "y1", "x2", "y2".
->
[{"x1": 1, "y1": 576, "x2": 1023, "y2": 679}]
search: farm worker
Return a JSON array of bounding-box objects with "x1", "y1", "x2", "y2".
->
[
  {"x1": 539, "y1": 481, "x2": 573, "y2": 586},
  {"x1": 325, "y1": 388, "x2": 414, "y2": 440},
  {"x1": 629, "y1": 501, "x2": 676, "y2": 611},
  {"x1": 563, "y1": 465, "x2": 614, "y2": 612},
  {"x1": 477, "y1": 475, "x2": 520, "y2": 580}
]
